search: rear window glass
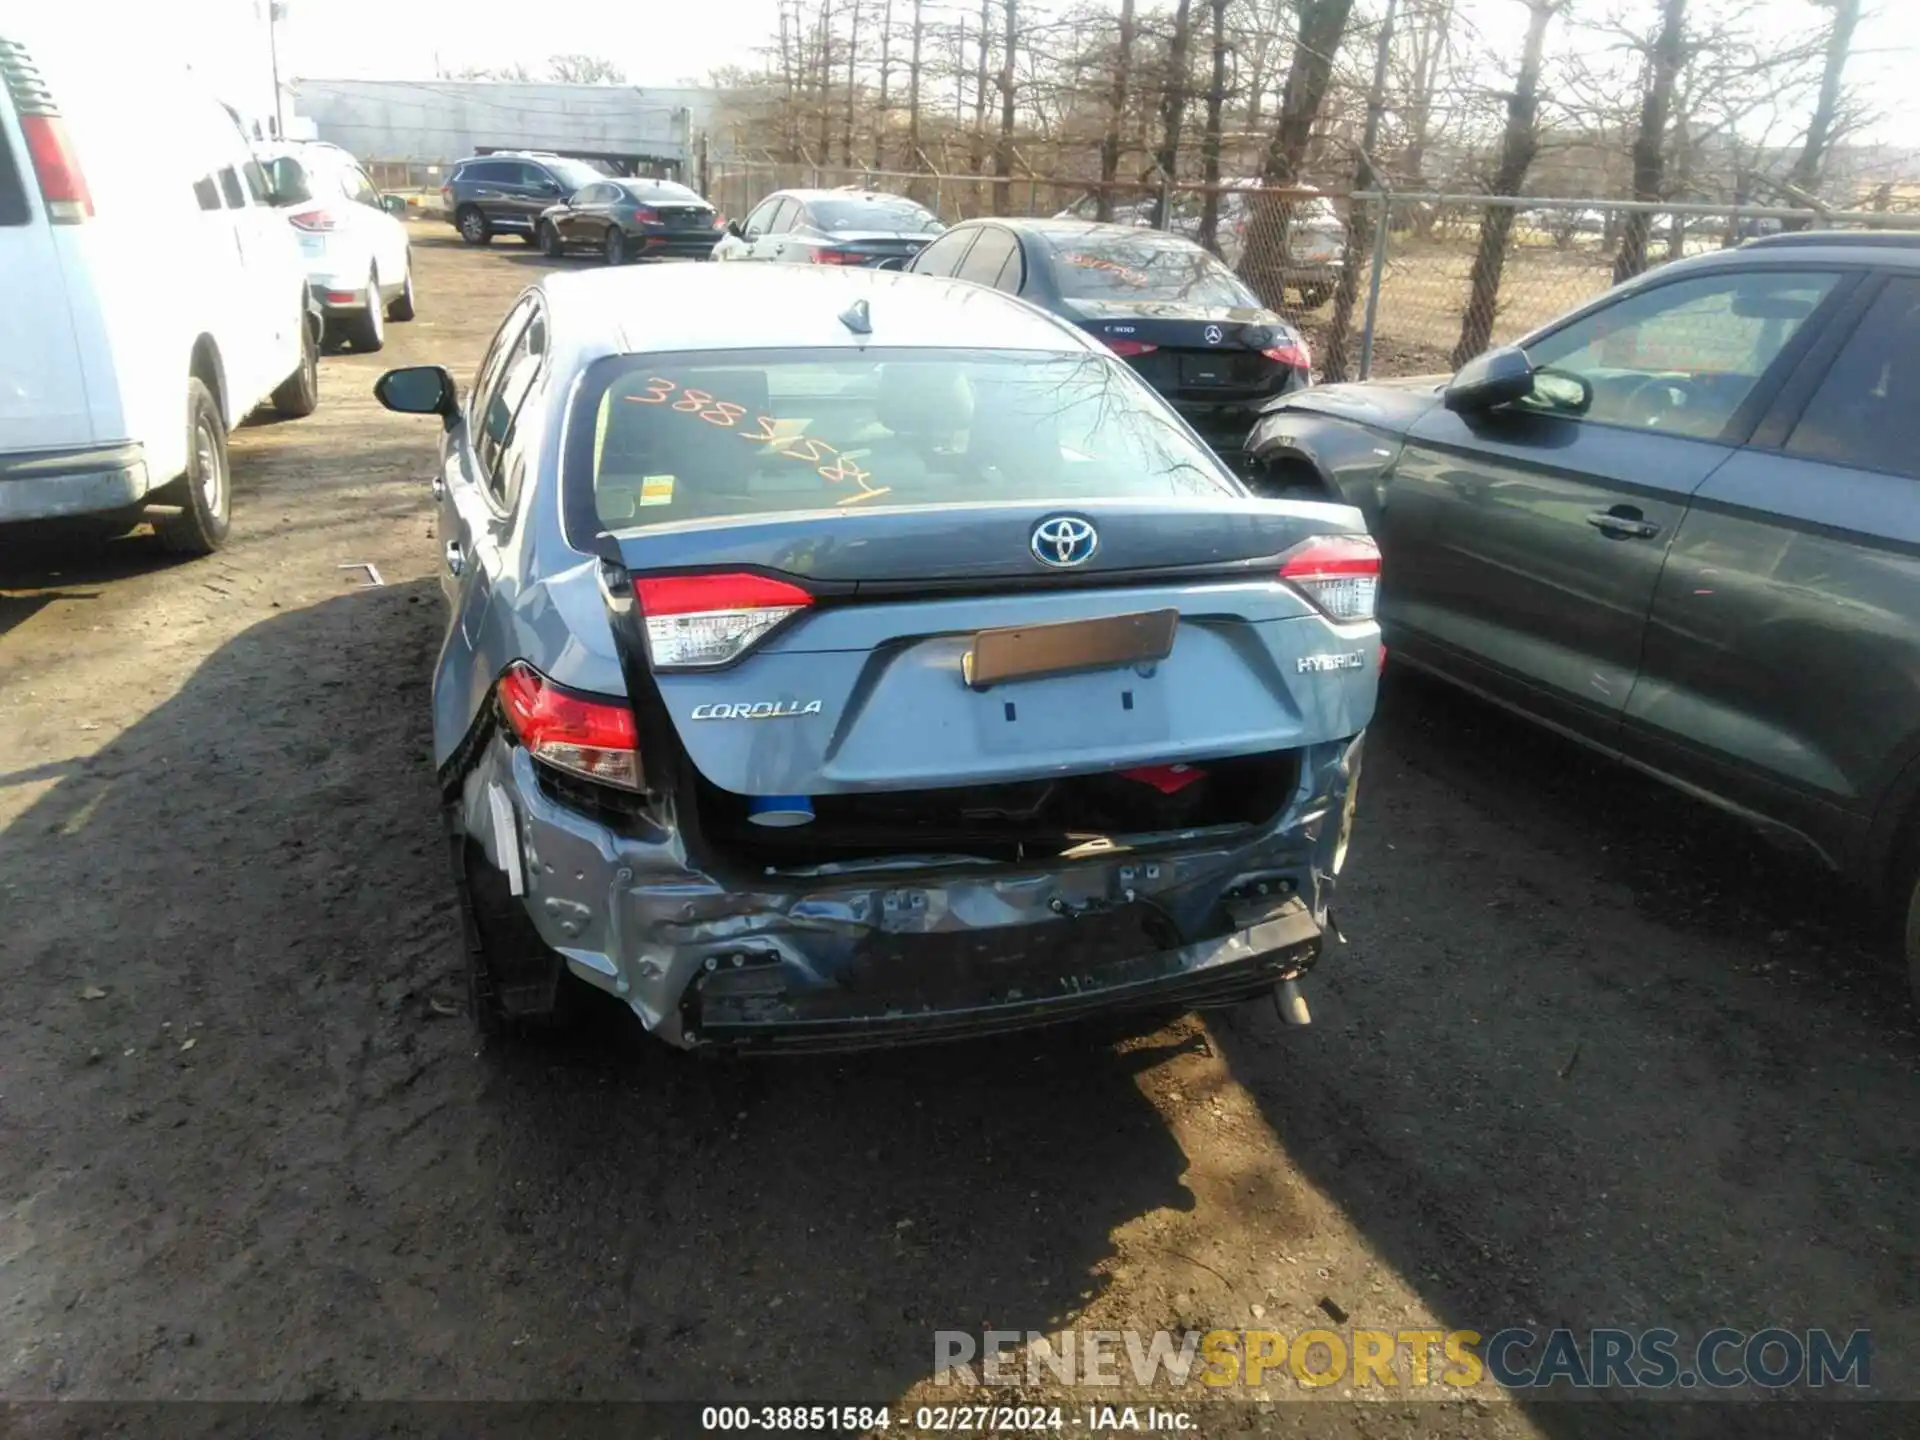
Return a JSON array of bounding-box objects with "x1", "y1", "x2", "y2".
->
[
  {"x1": 625, "y1": 181, "x2": 702, "y2": 203},
  {"x1": 263, "y1": 156, "x2": 312, "y2": 205},
  {"x1": 806, "y1": 196, "x2": 943, "y2": 234},
  {"x1": 576, "y1": 348, "x2": 1237, "y2": 531},
  {"x1": 1048, "y1": 235, "x2": 1259, "y2": 308}
]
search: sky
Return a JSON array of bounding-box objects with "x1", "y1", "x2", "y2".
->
[{"x1": 42, "y1": 0, "x2": 1920, "y2": 149}]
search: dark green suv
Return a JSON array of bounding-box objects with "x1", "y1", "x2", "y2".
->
[{"x1": 1247, "y1": 232, "x2": 1920, "y2": 1003}]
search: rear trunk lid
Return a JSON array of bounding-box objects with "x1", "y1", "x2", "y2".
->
[
  {"x1": 653, "y1": 203, "x2": 715, "y2": 231},
  {"x1": 1064, "y1": 298, "x2": 1302, "y2": 396},
  {"x1": 605, "y1": 496, "x2": 1376, "y2": 801},
  {"x1": 817, "y1": 230, "x2": 931, "y2": 264}
]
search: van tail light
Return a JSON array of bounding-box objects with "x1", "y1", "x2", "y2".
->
[
  {"x1": 19, "y1": 113, "x2": 91, "y2": 222},
  {"x1": 1279, "y1": 535, "x2": 1380, "y2": 623},
  {"x1": 1263, "y1": 340, "x2": 1311, "y2": 370},
  {"x1": 1106, "y1": 339, "x2": 1159, "y2": 358},
  {"x1": 497, "y1": 662, "x2": 642, "y2": 791},
  {"x1": 288, "y1": 207, "x2": 343, "y2": 231},
  {"x1": 633, "y1": 572, "x2": 814, "y2": 669},
  {"x1": 810, "y1": 247, "x2": 864, "y2": 265}
]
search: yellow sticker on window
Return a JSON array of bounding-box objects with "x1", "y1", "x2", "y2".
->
[{"x1": 640, "y1": 474, "x2": 675, "y2": 506}]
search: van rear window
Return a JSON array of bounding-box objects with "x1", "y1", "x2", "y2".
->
[{"x1": 0, "y1": 124, "x2": 26, "y2": 226}]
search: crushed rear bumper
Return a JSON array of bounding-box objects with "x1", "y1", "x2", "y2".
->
[{"x1": 457, "y1": 734, "x2": 1361, "y2": 1051}]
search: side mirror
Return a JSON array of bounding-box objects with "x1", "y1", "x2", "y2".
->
[
  {"x1": 382, "y1": 194, "x2": 408, "y2": 217},
  {"x1": 725, "y1": 219, "x2": 744, "y2": 239},
  {"x1": 375, "y1": 365, "x2": 458, "y2": 423},
  {"x1": 1443, "y1": 345, "x2": 1535, "y2": 412}
]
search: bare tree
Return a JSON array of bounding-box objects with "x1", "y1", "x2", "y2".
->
[
  {"x1": 1614, "y1": 0, "x2": 1687, "y2": 281},
  {"x1": 843, "y1": 0, "x2": 864, "y2": 167},
  {"x1": 1197, "y1": 0, "x2": 1231, "y2": 249},
  {"x1": 1259, "y1": 0, "x2": 1357, "y2": 185},
  {"x1": 1784, "y1": 0, "x2": 1862, "y2": 219},
  {"x1": 546, "y1": 54, "x2": 627, "y2": 84},
  {"x1": 816, "y1": 0, "x2": 835, "y2": 163},
  {"x1": 971, "y1": 0, "x2": 992, "y2": 178},
  {"x1": 1151, "y1": 0, "x2": 1196, "y2": 227},
  {"x1": 873, "y1": 0, "x2": 895, "y2": 169},
  {"x1": 1452, "y1": 0, "x2": 1565, "y2": 367},
  {"x1": 994, "y1": 0, "x2": 1020, "y2": 211},
  {"x1": 905, "y1": 0, "x2": 926, "y2": 169},
  {"x1": 1324, "y1": 0, "x2": 1399, "y2": 382},
  {"x1": 1098, "y1": 0, "x2": 1140, "y2": 219}
]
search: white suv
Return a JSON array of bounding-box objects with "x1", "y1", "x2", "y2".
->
[
  {"x1": 258, "y1": 140, "x2": 415, "y2": 352},
  {"x1": 0, "y1": 24, "x2": 319, "y2": 554}
]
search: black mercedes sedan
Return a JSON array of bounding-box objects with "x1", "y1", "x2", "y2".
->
[
  {"x1": 536, "y1": 178, "x2": 725, "y2": 265},
  {"x1": 906, "y1": 218, "x2": 1311, "y2": 457}
]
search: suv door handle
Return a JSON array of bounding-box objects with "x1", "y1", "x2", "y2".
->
[
  {"x1": 1585, "y1": 506, "x2": 1661, "y2": 540},
  {"x1": 444, "y1": 540, "x2": 465, "y2": 576}
]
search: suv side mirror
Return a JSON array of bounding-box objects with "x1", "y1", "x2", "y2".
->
[
  {"x1": 375, "y1": 365, "x2": 458, "y2": 424},
  {"x1": 382, "y1": 194, "x2": 408, "y2": 217},
  {"x1": 1443, "y1": 345, "x2": 1535, "y2": 412}
]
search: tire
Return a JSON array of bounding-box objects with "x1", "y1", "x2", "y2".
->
[
  {"x1": 454, "y1": 839, "x2": 575, "y2": 1036},
  {"x1": 1296, "y1": 283, "x2": 1333, "y2": 309},
  {"x1": 538, "y1": 220, "x2": 563, "y2": 258},
  {"x1": 518, "y1": 230, "x2": 542, "y2": 246},
  {"x1": 269, "y1": 314, "x2": 319, "y2": 419},
  {"x1": 604, "y1": 227, "x2": 626, "y2": 266},
  {"x1": 340, "y1": 268, "x2": 386, "y2": 353},
  {"x1": 151, "y1": 378, "x2": 231, "y2": 556},
  {"x1": 456, "y1": 205, "x2": 491, "y2": 244},
  {"x1": 386, "y1": 258, "x2": 416, "y2": 322}
]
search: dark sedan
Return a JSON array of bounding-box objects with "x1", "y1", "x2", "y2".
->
[
  {"x1": 1244, "y1": 231, "x2": 1920, "y2": 1006},
  {"x1": 711, "y1": 188, "x2": 944, "y2": 268},
  {"x1": 536, "y1": 178, "x2": 725, "y2": 264},
  {"x1": 908, "y1": 219, "x2": 1311, "y2": 458}
]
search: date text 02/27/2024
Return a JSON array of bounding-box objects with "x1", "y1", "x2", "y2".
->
[{"x1": 699, "y1": 1405, "x2": 1193, "y2": 1432}]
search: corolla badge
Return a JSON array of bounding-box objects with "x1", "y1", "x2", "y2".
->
[
  {"x1": 1031, "y1": 514, "x2": 1099, "y2": 568},
  {"x1": 1204, "y1": 324, "x2": 1224, "y2": 345},
  {"x1": 691, "y1": 700, "x2": 823, "y2": 720}
]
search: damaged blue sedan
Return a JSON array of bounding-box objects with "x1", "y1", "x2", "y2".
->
[{"x1": 374, "y1": 263, "x2": 1380, "y2": 1050}]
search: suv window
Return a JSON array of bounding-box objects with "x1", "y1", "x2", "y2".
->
[
  {"x1": 342, "y1": 166, "x2": 379, "y2": 207},
  {"x1": 463, "y1": 160, "x2": 514, "y2": 185},
  {"x1": 956, "y1": 227, "x2": 1018, "y2": 289},
  {"x1": 218, "y1": 166, "x2": 246, "y2": 208},
  {"x1": 1519, "y1": 270, "x2": 1838, "y2": 440},
  {"x1": 1784, "y1": 275, "x2": 1920, "y2": 480},
  {"x1": 909, "y1": 228, "x2": 976, "y2": 277}
]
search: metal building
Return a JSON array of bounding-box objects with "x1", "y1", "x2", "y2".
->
[{"x1": 290, "y1": 78, "x2": 705, "y2": 174}]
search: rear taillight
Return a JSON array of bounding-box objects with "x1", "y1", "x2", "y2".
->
[
  {"x1": 1106, "y1": 339, "x2": 1159, "y2": 358},
  {"x1": 810, "y1": 248, "x2": 864, "y2": 265},
  {"x1": 288, "y1": 207, "x2": 343, "y2": 231},
  {"x1": 1263, "y1": 341, "x2": 1311, "y2": 370},
  {"x1": 630, "y1": 206, "x2": 658, "y2": 223},
  {"x1": 19, "y1": 113, "x2": 90, "y2": 222},
  {"x1": 497, "y1": 662, "x2": 642, "y2": 791},
  {"x1": 712, "y1": 213, "x2": 727, "y2": 228},
  {"x1": 633, "y1": 572, "x2": 813, "y2": 669},
  {"x1": 1279, "y1": 535, "x2": 1380, "y2": 624}
]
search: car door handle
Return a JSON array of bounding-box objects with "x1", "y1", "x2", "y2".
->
[
  {"x1": 1585, "y1": 507, "x2": 1661, "y2": 540},
  {"x1": 444, "y1": 539, "x2": 464, "y2": 576}
]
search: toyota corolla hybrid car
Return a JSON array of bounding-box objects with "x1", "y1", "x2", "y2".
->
[
  {"x1": 374, "y1": 263, "x2": 1379, "y2": 1050},
  {"x1": 909, "y1": 219, "x2": 1311, "y2": 459},
  {"x1": 535, "y1": 177, "x2": 725, "y2": 265}
]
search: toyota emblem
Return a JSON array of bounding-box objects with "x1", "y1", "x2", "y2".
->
[
  {"x1": 1030, "y1": 515, "x2": 1099, "y2": 568},
  {"x1": 1204, "y1": 325, "x2": 1224, "y2": 345}
]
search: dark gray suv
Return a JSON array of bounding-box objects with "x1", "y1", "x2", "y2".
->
[
  {"x1": 1245, "y1": 232, "x2": 1920, "y2": 1003},
  {"x1": 441, "y1": 152, "x2": 608, "y2": 245}
]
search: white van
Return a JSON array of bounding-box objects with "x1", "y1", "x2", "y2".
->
[{"x1": 0, "y1": 24, "x2": 319, "y2": 554}]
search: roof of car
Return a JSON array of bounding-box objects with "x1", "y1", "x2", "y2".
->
[
  {"x1": 537, "y1": 263, "x2": 1096, "y2": 358},
  {"x1": 769, "y1": 188, "x2": 923, "y2": 205},
  {"x1": 967, "y1": 216, "x2": 1210, "y2": 247}
]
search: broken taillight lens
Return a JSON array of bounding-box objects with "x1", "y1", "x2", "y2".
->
[
  {"x1": 633, "y1": 572, "x2": 813, "y2": 670},
  {"x1": 1105, "y1": 338, "x2": 1159, "y2": 358},
  {"x1": 1279, "y1": 535, "x2": 1380, "y2": 623},
  {"x1": 497, "y1": 661, "x2": 641, "y2": 791}
]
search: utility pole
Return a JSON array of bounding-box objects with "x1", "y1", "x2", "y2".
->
[{"x1": 267, "y1": 1, "x2": 288, "y2": 138}]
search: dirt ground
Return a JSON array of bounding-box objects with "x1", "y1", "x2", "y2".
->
[{"x1": 0, "y1": 229, "x2": 1915, "y2": 1436}]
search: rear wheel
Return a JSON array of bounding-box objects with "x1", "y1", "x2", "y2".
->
[
  {"x1": 454, "y1": 837, "x2": 577, "y2": 1036},
  {"x1": 457, "y1": 205, "x2": 491, "y2": 244},
  {"x1": 151, "y1": 379, "x2": 231, "y2": 556},
  {"x1": 341, "y1": 268, "x2": 386, "y2": 353},
  {"x1": 386, "y1": 257, "x2": 416, "y2": 321},
  {"x1": 538, "y1": 220, "x2": 563, "y2": 258},
  {"x1": 269, "y1": 314, "x2": 319, "y2": 419},
  {"x1": 604, "y1": 227, "x2": 626, "y2": 266}
]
